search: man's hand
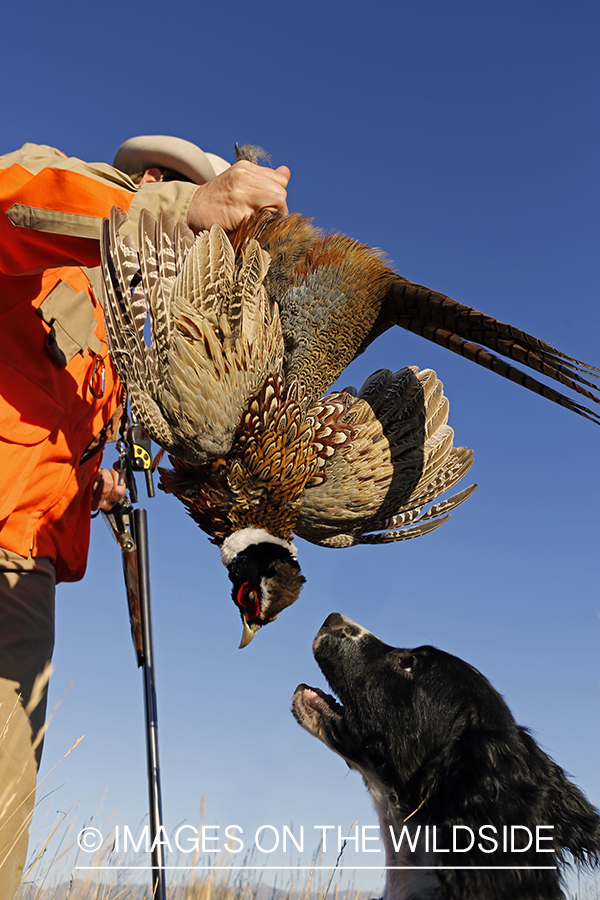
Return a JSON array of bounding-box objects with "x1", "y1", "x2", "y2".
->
[
  {"x1": 91, "y1": 464, "x2": 127, "y2": 511},
  {"x1": 187, "y1": 161, "x2": 290, "y2": 235}
]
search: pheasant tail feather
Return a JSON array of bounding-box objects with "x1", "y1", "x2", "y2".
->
[{"x1": 384, "y1": 279, "x2": 600, "y2": 424}]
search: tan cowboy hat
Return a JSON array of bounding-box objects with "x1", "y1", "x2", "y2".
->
[{"x1": 113, "y1": 135, "x2": 230, "y2": 184}]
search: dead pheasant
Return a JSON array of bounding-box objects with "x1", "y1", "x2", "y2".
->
[
  {"x1": 100, "y1": 207, "x2": 475, "y2": 645},
  {"x1": 101, "y1": 201, "x2": 600, "y2": 644}
]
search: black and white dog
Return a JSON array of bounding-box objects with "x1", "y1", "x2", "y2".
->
[{"x1": 292, "y1": 613, "x2": 600, "y2": 900}]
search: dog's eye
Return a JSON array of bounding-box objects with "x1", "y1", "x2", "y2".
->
[{"x1": 397, "y1": 655, "x2": 415, "y2": 674}]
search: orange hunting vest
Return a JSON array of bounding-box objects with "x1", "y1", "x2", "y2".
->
[{"x1": 0, "y1": 159, "x2": 134, "y2": 582}]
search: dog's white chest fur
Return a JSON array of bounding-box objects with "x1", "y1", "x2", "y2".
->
[{"x1": 360, "y1": 768, "x2": 441, "y2": 900}]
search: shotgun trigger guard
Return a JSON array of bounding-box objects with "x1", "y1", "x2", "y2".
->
[{"x1": 102, "y1": 497, "x2": 136, "y2": 553}]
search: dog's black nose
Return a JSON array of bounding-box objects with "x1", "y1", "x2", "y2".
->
[
  {"x1": 319, "y1": 613, "x2": 363, "y2": 638},
  {"x1": 321, "y1": 612, "x2": 345, "y2": 629}
]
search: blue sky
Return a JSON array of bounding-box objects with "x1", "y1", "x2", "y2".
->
[{"x1": 2, "y1": 0, "x2": 599, "y2": 893}]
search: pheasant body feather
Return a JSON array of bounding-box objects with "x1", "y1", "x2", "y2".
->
[{"x1": 163, "y1": 372, "x2": 322, "y2": 542}]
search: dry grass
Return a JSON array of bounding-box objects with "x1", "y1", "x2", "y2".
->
[
  {"x1": 14, "y1": 798, "x2": 374, "y2": 900},
  {"x1": 3, "y1": 689, "x2": 373, "y2": 900},
  {"x1": 15, "y1": 838, "x2": 374, "y2": 900}
]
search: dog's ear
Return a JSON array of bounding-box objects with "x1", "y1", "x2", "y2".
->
[
  {"x1": 518, "y1": 728, "x2": 600, "y2": 866},
  {"x1": 412, "y1": 703, "x2": 513, "y2": 821},
  {"x1": 411, "y1": 705, "x2": 546, "y2": 820}
]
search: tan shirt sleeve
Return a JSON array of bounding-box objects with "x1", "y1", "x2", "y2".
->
[
  {"x1": 0, "y1": 143, "x2": 198, "y2": 242},
  {"x1": 121, "y1": 180, "x2": 198, "y2": 238}
]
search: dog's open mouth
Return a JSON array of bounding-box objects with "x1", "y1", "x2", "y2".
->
[{"x1": 292, "y1": 684, "x2": 344, "y2": 741}]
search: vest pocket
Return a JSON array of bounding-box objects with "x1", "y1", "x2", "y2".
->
[{"x1": 37, "y1": 280, "x2": 103, "y2": 366}]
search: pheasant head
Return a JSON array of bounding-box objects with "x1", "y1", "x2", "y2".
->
[{"x1": 220, "y1": 530, "x2": 305, "y2": 646}]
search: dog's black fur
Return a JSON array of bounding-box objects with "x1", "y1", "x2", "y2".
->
[{"x1": 292, "y1": 614, "x2": 600, "y2": 900}]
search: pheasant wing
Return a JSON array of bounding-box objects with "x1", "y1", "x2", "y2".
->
[
  {"x1": 294, "y1": 366, "x2": 476, "y2": 548},
  {"x1": 101, "y1": 207, "x2": 285, "y2": 464},
  {"x1": 163, "y1": 228, "x2": 284, "y2": 462},
  {"x1": 100, "y1": 206, "x2": 177, "y2": 450}
]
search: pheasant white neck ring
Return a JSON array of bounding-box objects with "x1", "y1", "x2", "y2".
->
[{"x1": 220, "y1": 528, "x2": 298, "y2": 567}]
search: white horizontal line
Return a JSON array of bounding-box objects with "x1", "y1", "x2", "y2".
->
[{"x1": 75, "y1": 865, "x2": 558, "y2": 871}]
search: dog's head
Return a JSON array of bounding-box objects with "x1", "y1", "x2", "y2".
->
[
  {"x1": 292, "y1": 613, "x2": 600, "y2": 879},
  {"x1": 293, "y1": 612, "x2": 516, "y2": 801}
]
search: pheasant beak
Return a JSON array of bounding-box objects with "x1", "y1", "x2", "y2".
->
[{"x1": 239, "y1": 618, "x2": 260, "y2": 649}]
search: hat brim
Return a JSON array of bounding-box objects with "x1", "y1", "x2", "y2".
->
[{"x1": 113, "y1": 135, "x2": 230, "y2": 184}]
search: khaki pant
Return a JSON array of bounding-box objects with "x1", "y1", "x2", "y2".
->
[{"x1": 0, "y1": 549, "x2": 55, "y2": 900}]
